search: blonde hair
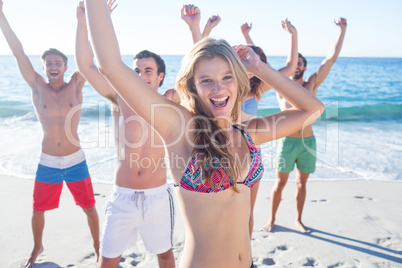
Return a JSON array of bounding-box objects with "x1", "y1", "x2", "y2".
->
[{"x1": 176, "y1": 38, "x2": 250, "y2": 192}]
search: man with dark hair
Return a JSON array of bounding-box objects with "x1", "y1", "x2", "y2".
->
[
  {"x1": 134, "y1": 50, "x2": 166, "y2": 87},
  {"x1": 76, "y1": 2, "x2": 175, "y2": 267},
  {"x1": 297, "y1": 52, "x2": 307, "y2": 74},
  {"x1": 0, "y1": 1, "x2": 99, "y2": 267},
  {"x1": 264, "y1": 18, "x2": 347, "y2": 234}
]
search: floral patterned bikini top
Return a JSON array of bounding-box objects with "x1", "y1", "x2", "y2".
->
[{"x1": 176, "y1": 125, "x2": 264, "y2": 193}]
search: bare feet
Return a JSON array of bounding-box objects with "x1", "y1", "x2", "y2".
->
[
  {"x1": 22, "y1": 245, "x2": 43, "y2": 268},
  {"x1": 295, "y1": 220, "x2": 311, "y2": 234},
  {"x1": 262, "y1": 222, "x2": 275, "y2": 232}
]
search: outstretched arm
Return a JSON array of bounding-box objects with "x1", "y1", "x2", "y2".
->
[
  {"x1": 260, "y1": 19, "x2": 298, "y2": 94},
  {"x1": 0, "y1": 0, "x2": 41, "y2": 88},
  {"x1": 311, "y1": 18, "x2": 347, "y2": 88},
  {"x1": 277, "y1": 18, "x2": 298, "y2": 77},
  {"x1": 181, "y1": 4, "x2": 202, "y2": 44},
  {"x1": 75, "y1": 0, "x2": 117, "y2": 103},
  {"x1": 240, "y1": 22, "x2": 254, "y2": 46},
  {"x1": 85, "y1": 0, "x2": 191, "y2": 143},
  {"x1": 201, "y1": 15, "x2": 221, "y2": 38},
  {"x1": 236, "y1": 45, "x2": 325, "y2": 144}
]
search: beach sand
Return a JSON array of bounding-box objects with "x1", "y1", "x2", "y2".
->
[{"x1": 1, "y1": 174, "x2": 401, "y2": 268}]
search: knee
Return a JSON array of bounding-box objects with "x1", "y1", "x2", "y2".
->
[
  {"x1": 32, "y1": 210, "x2": 45, "y2": 217},
  {"x1": 274, "y1": 181, "x2": 287, "y2": 192},
  {"x1": 157, "y1": 249, "x2": 174, "y2": 261},
  {"x1": 83, "y1": 206, "x2": 98, "y2": 216},
  {"x1": 295, "y1": 181, "x2": 307, "y2": 191}
]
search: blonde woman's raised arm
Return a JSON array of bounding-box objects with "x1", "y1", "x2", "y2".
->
[
  {"x1": 236, "y1": 45, "x2": 325, "y2": 144},
  {"x1": 84, "y1": 0, "x2": 191, "y2": 143}
]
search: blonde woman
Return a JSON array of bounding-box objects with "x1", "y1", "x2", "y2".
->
[
  {"x1": 181, "y1": 7, "x2": 299, "y2": 237},
  {"x1": 84, "y1": 1, "x2": 324, "y2": 267}
]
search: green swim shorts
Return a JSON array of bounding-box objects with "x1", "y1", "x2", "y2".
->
[{"x1": 276, "y1": 136, "x2": 317, "y2": 174}]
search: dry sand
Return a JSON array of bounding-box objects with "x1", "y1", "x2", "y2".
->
[{"x1": 1, "y1": 174, "x2": 401, "y2": 267}]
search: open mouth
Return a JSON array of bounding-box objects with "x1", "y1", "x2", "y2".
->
[
  {"x1": 50, "y1": 72, "x2": 59, "y2": 77},
  {"x1": 210, "y1": 96, "x2": 229, "y2": 108}
]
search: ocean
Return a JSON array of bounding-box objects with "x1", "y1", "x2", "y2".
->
[{"x1": 0, "y1": 55, "x2": 401, "y2": 183}]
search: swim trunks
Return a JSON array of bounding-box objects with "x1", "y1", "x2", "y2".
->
[
  {"x1": 33, "y1": 149, "x2": 95, "y2": 211},
  {"x1": 100, "y1": 183, "x2": 175, "y2": 258},
  {"x1": 276, "y1": 136, "x2": 316, "y2": 174}
]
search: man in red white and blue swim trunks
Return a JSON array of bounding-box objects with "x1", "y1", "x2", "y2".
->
[
  {"x1": 0, "y1": 3, "x2": 100, "y2": 266},
  {"x1": 34, "y1": 149, "x2": 95, "y2": 212}
]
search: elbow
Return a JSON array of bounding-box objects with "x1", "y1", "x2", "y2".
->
[
  {"x1": 318, "y1": 101, "x2": 325, "y2": 116},
  {"x1": 287, "y1": 65, "x2": 297, "y2": 77},
  {"x1": 76, "y1": 62, "x2": 85, "y2": 74},
  {"x1": 303, "y1": 101, "x2": 325, "y2": 127},
  {"x1": 98, "y1": 65, "x2": 109, "y2": 77},
  {"x1": 290, "y1": 62, "x2": 297, "y2": 73},
  {"x1": 95, "y1": 54, "x2": 124, "y2": 78},
  {"x1": 312, "y1": 101, "x2": 325, "y2": 120},
  {"x1": 98, "y1": 62, "x2": 117, "y2": 78},
  {"x1": 75, "y1": 62, "x2": 92, "y2": 77},
  {"x1": 306, "y1": 100, "x2": 325, "y2": 123},
  {"x1": 92, "y1": 53, "x2": 119, "y2": 78}
]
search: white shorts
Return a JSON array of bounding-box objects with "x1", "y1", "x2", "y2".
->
[{"x1": 100, "y1": 183, "x2": 175, "y2": 258}]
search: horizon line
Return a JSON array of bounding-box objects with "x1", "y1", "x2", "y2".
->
[{"x1": 0, "y1": 54, "x2": 401, "y2": 59}]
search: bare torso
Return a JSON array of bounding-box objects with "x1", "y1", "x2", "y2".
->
[
  {"x1": 277, "y1": 78, "x2": 318, "y2": 138},
  {"x1": 32, "y1": 74, "x2": 83, "y2": 156},
  {"x1": 177, "y1": 186, "x2": 252, "y2": 268},
  {"x1": 111, "y1": 95, "x2": 166, "y2": 189},
  {"x1": 169, "y1": 126, "x2": 254, "y2": 268}
]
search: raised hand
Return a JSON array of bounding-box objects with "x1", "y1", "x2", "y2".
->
[
  {"x1": 205, "y1": 15, "x2": 221, "y2": 30},
  {"x1": 334, "y1": 17, "x2": 347, "y2": 30},
  {"x1": 107, "y1": 0, "x2": 118, "y2": 14},
  {"x1": 234, "y1": 45, "x2": 265, "y2": 74},
  {"x1": 77, "y1": 0, "x2": 117, "y2": 22},
  {"x1": 202, "y1": 14, "x2": 221, "y2": 38},
  {"x1": 240, "y1": 22, "x2": 252, "y2": 35},
  {"x1": 181, "y1": 4, "x2": 200, "y2": 27},
  {"x1": 281, "y1": 18, "x2": 296, "y2": 35},
  {"x1": 240, "y1": 22, "x2": 254, "y2": 45},
  {"x1": 76, "y1": 1, "x2": 86, "y2": 21}
]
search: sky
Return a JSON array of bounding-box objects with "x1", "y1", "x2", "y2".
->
[{"x1": 0, "y1": 0, "x2": 401, "y2": 57}]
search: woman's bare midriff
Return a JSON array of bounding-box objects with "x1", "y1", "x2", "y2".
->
[{"x1": 176, "y1": 185, "x2": 252, "y2": 268}]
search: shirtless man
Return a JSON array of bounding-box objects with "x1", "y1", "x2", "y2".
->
[
  {"x1": 263, "y1": 18, "x2": 347, "y2": 233},
  {"x1": 0, "y1": 1, "x2": 99, "y2": 267},
  {"x1": 76, "y1": 2, "x2": 175, "y2": 267}
]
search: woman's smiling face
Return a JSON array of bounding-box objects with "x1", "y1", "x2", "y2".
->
[{"x1": 193, "y1": 56, "x2": 237, "y2": 119}]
